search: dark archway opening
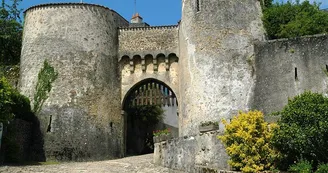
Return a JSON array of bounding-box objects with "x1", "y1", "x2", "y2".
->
[{"x1": 123, "y1": 79, "x2": 178, "y2": 156}]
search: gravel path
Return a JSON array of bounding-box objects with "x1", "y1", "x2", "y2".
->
[{"x1": 0, "y1": 154, "x2": 183, "y2": 173}]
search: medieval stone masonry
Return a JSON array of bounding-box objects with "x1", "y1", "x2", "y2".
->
[{"x1": 19, "y1": 0, "x2": 328, "y2": 172}]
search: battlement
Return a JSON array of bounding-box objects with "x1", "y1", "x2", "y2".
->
[{"x1": 119, "y1": 25, "x2": 178, "y2": 31}]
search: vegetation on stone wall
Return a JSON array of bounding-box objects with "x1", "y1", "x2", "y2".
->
[
  {"x1": 33, "y1": 60, "x2": 58, "y2": 113},
  {"x1": 271, "y1": 91, "x2": 328, "y2": 171},
  {"x1": 262, "y1": 0, "x2": 328, "y2": 39},
  {"x1": 218, "y1": 110, "x2": 280, "y2": 173}
]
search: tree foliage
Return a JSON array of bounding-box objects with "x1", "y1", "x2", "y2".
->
[
  {"x1": 218, "y1": 110, "x2": 280, "y2": 173},
  {"x1": 0, "y1": 77, "x2": 33, "y2": 124},
  {"x1": 260, "y1": 0, "x2": 272, "y2": 10},
  {"x1": 272, "y1": 92, "x2": 328, "y2": 170},
  {"x1": 126, "y1": 105, "x2": 164, "y2": 126},
  {"x1": 0, "y1": 0, "x2": 22, "y2": 65},
  {"x1": 0, "y1": 77, "x2": 14, "y2": 123},
  {"x1": 262, "y1": 0, "x2": 328, "y2": 39}
]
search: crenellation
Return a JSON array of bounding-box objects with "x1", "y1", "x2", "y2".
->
[{"x1": 119, "y1": 25, "x2": 178, "y2": 31}]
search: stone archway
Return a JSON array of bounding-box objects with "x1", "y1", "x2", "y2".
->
[{"x1": 122, "y1": 78, "x2": 178, "y2": 156}]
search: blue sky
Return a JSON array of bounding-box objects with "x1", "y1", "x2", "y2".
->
[
  {"x1": 19, "y1": 0, "x2": 182, "y2": 26},
  {"x1": 282, "y1": 0, "x2": 328, "y2": 8},
  {"x1": 19, "y1": 0, "x2": 328, "y2": 26}
]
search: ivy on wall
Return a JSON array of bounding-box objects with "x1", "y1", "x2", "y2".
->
[{"x1": 33, "y1": 60, "x2": 58, "y2": 113}]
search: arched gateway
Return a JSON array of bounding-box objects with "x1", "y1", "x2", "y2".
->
[
  {"x1": 119, "y1": 51, "x2": 179, "y2": 156},
  {"x1": 122, "y1": 78, "x2": 178, "y2": 156}
]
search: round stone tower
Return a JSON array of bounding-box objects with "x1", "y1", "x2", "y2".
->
[
  {"x1": 20, "y1": 3, "x2": 128, "y2": 161},
  {"x1": 178, "y1": 0, "x2": 265, "y2": 136}
]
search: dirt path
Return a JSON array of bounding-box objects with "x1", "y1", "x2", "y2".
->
[{"x1": 0, "y1": 154, "x2": 183, "y2": 173}]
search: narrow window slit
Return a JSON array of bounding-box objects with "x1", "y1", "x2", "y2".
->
[
  {"x1": 325, "y1": 64, "x2": 328, "y2": 72},
  {"x1": 196, "y1": 0, "x2": 200, "y2": 12},
  {"x1": 46, "y1": 115, "x2": 52, "y2": 132},
  {"x1": 295, "y1": 67, "x2": 298, "y2": 80}
]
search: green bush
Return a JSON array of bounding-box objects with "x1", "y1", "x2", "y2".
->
[
  {"x1": 0, "y1": 77, "x2": 34, "y2": 124},
  {"x1": 0, "y1": 77, "x2": 15, "y2": 124},
  {"x1": 315, "y1": 163, "x2": 328, "y2": 173},
  {"x1": 262, "y1": 1, "x2": 328, "y2": 39},
  {"x1": 288, "y1": 160, "x2": 312, "y2": 173},
  {"x1": 218, "y1": 110, "x2": 280, "y2": 173},
  {"x1": 272, "y1": 91, "x2": 328, "y2": 169}
]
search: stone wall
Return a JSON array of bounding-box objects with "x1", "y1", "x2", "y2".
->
[
  {"x1": 178, "y1": 0, "x2": 265, "y2": 136},
  {"x1": 111, "y1": 10, "x2": 129, "y2": 27},
  {"x1": 154, "y1": 131, "x2": 229, "y2": 172},
  {"x1": 253, "y1": 34, "x2": 328, "y2": 114},
  {"x1": 19, "y1": 3, "x2": 123, "y2": 161},
  {"x1": 118, "y1": 25, "x2": 179, "y2": 58},
  {"x1": 4, "y1": 119, "x2": 33, "y2": 163}
]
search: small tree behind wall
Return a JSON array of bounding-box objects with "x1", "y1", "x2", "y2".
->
[{"x1": 126, "y1": 105, "x2": 164, "y2": 155}]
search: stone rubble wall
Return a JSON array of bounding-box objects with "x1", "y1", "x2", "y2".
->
[
  {"x1": 154, "y1": 131, "x2": 229, "y2": 173},
  {"x1": 20, "y1": 3, "x2": 123, "y2": 161},
  {"x1": 178, "y1": 0, "x2": 266, "y2": 136},
  {"x1": 253, "y1": 34, "x2": 328, "y2": 114},
  {"x1": 118, "y1": 25, "x2": 179, "y2": 59},
  {"x1": 3, "y1": 119, "x2": 33, "y2": 162}
]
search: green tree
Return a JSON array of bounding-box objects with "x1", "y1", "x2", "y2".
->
[
  {"x1": 272, "y1": 91, "x2": 328, "y2": 170},
  {"x1": 260, "y1": 0, "x2": 273, "y2": 9},
  {"x1": 0, "y1": 0, "x2": 22, "y2": 65},
  {"x1": 262, "y1": 1, "x2": 328, "y2": 39}
]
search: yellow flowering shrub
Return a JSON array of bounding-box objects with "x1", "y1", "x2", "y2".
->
[{"x1": 218, "y1": 110, "x2": 280, "y2": 173}]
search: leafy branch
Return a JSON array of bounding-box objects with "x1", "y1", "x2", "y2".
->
[{"x1": 33, "y1": 60, "x2": 58, "y2": 113}]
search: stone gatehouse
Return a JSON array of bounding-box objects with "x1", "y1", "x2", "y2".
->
[{"x1": 19, "y1": 0, "x2": 328, "y2": 171}]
